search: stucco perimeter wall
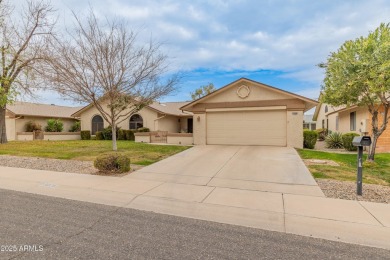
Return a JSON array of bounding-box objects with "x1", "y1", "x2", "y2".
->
[
  {"x1": 287, "y1": 110, "x2": 303, "y2": 149},
  {"x1": 193, "y1": 113, "x2": 206, "y2": 145},
  {"x1": 43, "y1": 132, "x2": 81, "y2": 141},
  {"x1": 15, "y1": 116, "x2": 77, "y2": 133},
  {"x1": 134, "y1": 133, "x2": 150, "y2": 143},
  {"x1": 79, "y1": 102, "x2": 158, "y2": 132},
  {"x1": 16, "y1": 132, "x2": 34, "y2": 141},
  {"x1": 5, "y1": 117, "x2": 16, "y2": 141},
  {"x1": 167, "y1": 133, "x2": 193, "y2": 145}
]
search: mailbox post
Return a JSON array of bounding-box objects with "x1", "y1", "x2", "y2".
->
[{"x1": 352, "y1": 136, "x2": 372, "y2": 195}]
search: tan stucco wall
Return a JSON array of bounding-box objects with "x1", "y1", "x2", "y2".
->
[
  {"x1": 156, "y1": 115, "x2": 181, "y2": 132},
  {"x1": 204, "y1": 81, "x2": 294, "y2": 103},
  {"x1": 15, "y1": 116, "x2": 77, "y2": 133},
  {"x1": 5, "y1": 117, "x2": 16, "y2": 141},
  {"x1": 43, "y1": 133, "x2": 81, "y2": 141},
  {"x1": 287, "y1": 110, "x2": 303, "y2": 148},
  {"x1": 134, "y1": 135, "x2": 150, "y2": 143},
  {"x1": 79, "y1": 101, "x2": 162, "y2": 132},
  {"x1": 16, "y1": 132, "x2": 34, "y2": 141},
  {"x1": 193, "y1": 113, "x2": 206, "y2": 145},
  {"x1": 327, "y1": 113, "x2": 338, "y2": 132},
  {"x1": 338, "y1": 107, "x2": 368, "y2": 134},
  {"x1": 315, "y1": 104, "x2": 326, "y2": 130},
  {"x1": 167, "y1": 135, "x2": 193, "y2": 145}
]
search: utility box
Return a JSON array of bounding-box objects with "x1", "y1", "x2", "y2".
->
[{"x1": 352, "y1": 136, "x2": 372, "y2": 147}]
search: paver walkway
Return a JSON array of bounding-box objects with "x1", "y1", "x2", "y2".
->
[{"x1": 0, "y1": 146, "x2": 389, "y2": 250}]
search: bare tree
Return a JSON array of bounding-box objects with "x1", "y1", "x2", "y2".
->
[
  {"x1": 44, "y1": 10, "x2": 178, "y2": 151},
  {"x1": 0, "y1": 0, "x2": 55, "y2": 143}
]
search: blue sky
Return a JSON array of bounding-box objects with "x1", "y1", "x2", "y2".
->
[{"x1": 19, "y1": 0, "x2": 390, "y2": 113}]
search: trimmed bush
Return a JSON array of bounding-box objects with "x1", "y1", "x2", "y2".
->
[
  {"x1": 125, "y1": 130, "x2": 136, "y2": 141},
  {"x1": 316, "y1": 128, "x2": 327, "y2": 141},
  {"x1": 81, "y1": 130, "x2": 91, "y2": 140},
  {"x1": 303, "y1": 130, "x2": 318, "y2": 149},
  {"x1": 342, "y1": 133, "x2": 360, "y2": 151},
  {"x1": 325, "y1": 132, "x2": 344, "y2": 149},
  {"x1": 102, "y1": 126, "x2": 121, "y2": 140},
  {"x1": 95, "y1": 131, "x2": 104, "y2": 140},
  {"x1": 25, "y1": 121, "x2": 42, "y2": 132},
  {"x1": 94, "y1": 154, "x2": 130, "y2": 173},
  {"x1": 137, "y1": 127, "x2": 150, "y2": 132},
  {"x1": 118, "y1": 129, "x2": 126, "y2": 140},
  {"x1": 69, "y1": 121, "x2": 81, "y2": 132},
  {"x1": 45, "y1": 119, "x2": 64, "y2": 132}
]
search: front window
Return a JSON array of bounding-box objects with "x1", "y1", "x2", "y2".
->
[
  {"x1": 92, "y1": 115, "x2": 104, "y2": 135},
  {"x1": 350, "y1": 112, "x2": 356, "y2": 131},
  {"x1": 325, "y1": 105, "x2": 328, "y2": 113},
  {"x1": 129, "y1": 114, "x2": 143, "y2": 130},
  {"x1": 336, "y1": 116, "x2": 339, "y2": 131}
]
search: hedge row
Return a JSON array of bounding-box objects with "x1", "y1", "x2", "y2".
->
[{"x1": 81, "y1": 127, "x2": 149, "y2": 141}]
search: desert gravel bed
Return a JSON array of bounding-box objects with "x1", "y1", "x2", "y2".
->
[
  {"x1": 316, "y1": 179, "x2": 390, "y2": 203},
  {"x1": 0, "y1": 155, "x2": 142, "y2": 175}
]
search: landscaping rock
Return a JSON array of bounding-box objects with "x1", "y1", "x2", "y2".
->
[
  {"x1": 0, "y1": 155, "x2": 142, "y2": 176},
  {"x1": 316, "y1": 179, "x2": 390, "y2": 204}
]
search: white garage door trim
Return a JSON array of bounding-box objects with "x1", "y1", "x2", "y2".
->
[{"x1": 206, "y1": 109, "x2": 287, "y2": 146}]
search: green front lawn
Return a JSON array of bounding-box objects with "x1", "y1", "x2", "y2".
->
[
  {"x1": 298, "y1": 149, "x2": 390, "y2": 186},
  {"x1": 0, "y1": 140, "x2": 190, "y2": 166}
]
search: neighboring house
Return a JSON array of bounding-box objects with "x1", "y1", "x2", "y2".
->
[
  {"x1": 303, "y1": 114, "x2": 316, "y2": 130},
  {"x1": 5, "y1": 102, "x2": 82, "y2": 141},
  {"x1": 313, "y1": 99, "x2": 390, "y2": 152}
]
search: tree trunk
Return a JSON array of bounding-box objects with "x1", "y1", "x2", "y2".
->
[
  {"x1": 367, "y1": 134, "x2": 378, "y2": 162},
  {"x1": 0, "y1": 106, "x2": 8, "y2": 144},
  {"x1": 112, "y1": 124, "x2": 117, "y2": 151}
]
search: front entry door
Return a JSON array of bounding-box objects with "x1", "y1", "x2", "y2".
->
[{"x1": 187, "y1": 118, "x2": 193, "y2": 133}]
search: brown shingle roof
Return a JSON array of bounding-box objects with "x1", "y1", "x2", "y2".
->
[{"x1": 6, "y1": 101, "x2": 83, "y2": 119}]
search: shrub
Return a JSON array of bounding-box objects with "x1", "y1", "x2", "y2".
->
[
  {"x1": 125, "y1": 130, "x2": 136, "y2": 141},
  {"x1": 69, "y1": 121, "x2": 81, "y2": 132},
  {"x1": 303, "y1": 130, "x2": 318, "y2": 149},
  {"x1": 25, "y1": 121, "x2": 42, "y2": 132},
  {"x1": 342, "y1": 133, "x2": 360, "y2": 151},
  {"x1": 102, "y1": 126, "x2": 120, "y2": 140},
  {"x1": 45, "y1": 119, "x2": 64, "y2": 132},
  {"x1": 137, "y1": 127, "x2": 150, "y2": 132},
  {"x1": 94, "y1": 154, "x2": 130, "y2": 173},
  {"x1": 118, "y1": 129, "x2": 126, "y2": 140},
  {"x1": 316, "y1": 128, "x2": 327, "y2": 141},
  {"x1": 325, "y1": 132, "x2": 344, "y2": 149},
  {"x1": 81, "y1": 130, "x2": 91, "y2": 140},
  {"x1": 95, "y1": 131, "x2": 104, "y2": 140}
]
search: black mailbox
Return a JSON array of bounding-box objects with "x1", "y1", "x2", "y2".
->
[{"x1": 352, "y1": 136, "x2": 372, "y2": 147}]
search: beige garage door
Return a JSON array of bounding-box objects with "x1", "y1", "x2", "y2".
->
[{"x1": 206, "y1": 109, "x2": 287, "y2": 146}]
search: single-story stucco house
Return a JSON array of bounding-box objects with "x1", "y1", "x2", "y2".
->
[
  {"x1": 73, "y1": 78, "x2": 317, "y2": 148},
  {"x1": 313, "y1": 99, "x2": 390, "y2": 152},
  {"x1": 5, "y1": 78, "x2": 318, "y2": 148},
  {"x1": 5, "y1": 102, "x2": 81, "y2": 141}
]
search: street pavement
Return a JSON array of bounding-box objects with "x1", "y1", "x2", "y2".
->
[
  {"x1": 1, "y1": 189, "x2": 389, "y2": 260},
  {"x1": 0, "y1": 146, "x2": 389, "y2": 250}
]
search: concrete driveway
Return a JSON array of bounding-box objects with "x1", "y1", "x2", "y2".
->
[{"x1": 128, "y1": 145, "x2": 324, "y2": 197}]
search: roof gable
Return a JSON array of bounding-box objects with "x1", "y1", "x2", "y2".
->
[{"x1": 181, "y1": 78, "x2": 318, "y2": 112}]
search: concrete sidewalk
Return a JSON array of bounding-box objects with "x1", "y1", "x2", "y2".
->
[{"x1": 0, "y1": 165, "x2": 389, "y2": 250}]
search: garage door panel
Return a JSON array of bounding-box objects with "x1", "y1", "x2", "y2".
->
[{"x1": 206, "y1": 110, "x2": 287, "y2": 146}]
